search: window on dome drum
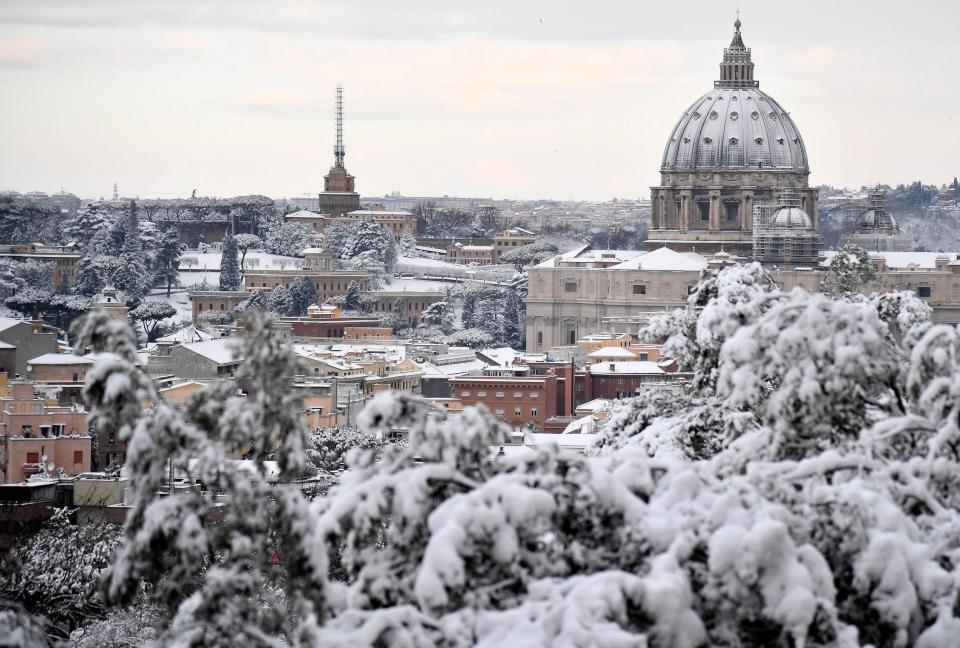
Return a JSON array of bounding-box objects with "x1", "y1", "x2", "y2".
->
[
  {"x1": 632, "y1": 284, "x2": 646, "y2": 295},
  {"x1": 725, "y1": 203, "x2": 738, "y2": 222},
  {"x1": 698, "y1": 203, "x2": 710, "y2": 221},
  {"x1": 537, "y1": 332, "x2": 543, "y2": 345},
  {"x1": 918, "y1": 286, "x2": 932, "y2": 298}
]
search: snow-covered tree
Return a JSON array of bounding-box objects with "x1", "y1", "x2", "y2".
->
[
  {"x1": 500, "y1": 288, "x2": 523, "y2": 349},
  {"x1": 218, "y1": 234, "x2": 241, "y2": 291},
  {"x1": 0, "y1": 510, "x2": 122, "y2": 637},
  {"x1": 4, "y1": 287, "x2": 52, "y2": 319},
  {"x1": 379, "y1": 298, "x2": 408, "y2": 332},
  {"x1": 344, "y1": 250, "x2": 387, "y2": 290},
  {"x1": 501, "y1": 241, "x2": 558, "y2": 273},
  {"x1": 344, "y1": 218, "x2": 397, "y2": 272},
  {"x1": 421, "y1": 301, "x2": 454, "y2": 334},
  {"x1": 74, "y1": 310, "x2": 317, "y2": 647},
  {"x1": 233, "y1": 233, "x2": 261, "y2": 270},
  {"x1": 399, "y1": 229, "x2": 418, "y2": 257},
  {"x1": 268, "y1": 284, "x2": 295, "y2": 316},
  {"x1": 822, "y1": 243, "x2": 881, "y2": 297},
  {"x1": 289, "y1": 276, "x2": 318, "y2": 316},
  {"x1": 446, "y1": 327, "x2": 495, "y2": 349},
  {"x1": 64, "y1": 204, "x2": 111, "y2": 250},
  {"x1": 263, "y1": 222, "x2": 320, "y2": 257},
  {"x1": 153, "y1": 227, "x2": 182, "y2": 297},
  {"x1": 130, "y1": 301, "x2": 177, "y2": 341},
  {"x1": 342, "y1": 280, "x2": 362, "y2": 311}
]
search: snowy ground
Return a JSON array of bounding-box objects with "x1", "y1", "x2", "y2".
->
[
  {"x1": 177, "y1": 271, "x2": 220, "y2": 289},
  {"x1": 179, "y1": 249, "x2": 303, "y2": 272},
  {"x1": 375, "y1": 277, "x2": 449, "y2": 293},
  {"x1": 397, "y1": 256, "x2": 516, "y2": 282}
]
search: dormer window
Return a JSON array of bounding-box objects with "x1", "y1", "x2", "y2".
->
[
  {"x1": 755, "y1": 137, "x2": 764, "y2": 145},
  {"x1": 729, "y1": 137, "x2": 739, "y2": 145},
  {"x1": 729, "y1": 112, "x2": 739, "y2": 121},
  {"x1": 704, "y1": 137, "x2": 713, "y2": 144}
]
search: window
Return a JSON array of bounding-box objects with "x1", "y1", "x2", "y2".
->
[
  {"x1": 26, "y1": 452, "x2": 39, "y2": 464},
  {"x1": 536, "y1": 332, "x2": 543, "y2": 346},
  {"x1": 530, "y1": 408, "x2": 537, "y2": 417},
  {"x1": 477, "y1": 391, "x2": 487, "y2": 398},
  {"x1": 461, "y1": 390, "x2": 471, "y2": 397},
  {"x1": 513, "y1": 392, "x2": 523, "y2": 398},
  {"x1": 514, "y1": 408, "x2": 522, "y2": 417},
  {"x1": 575, "y1": 382, "x2": 583, "y2": 392},
  {"x1": 73, "y1": 451, "x2": 83, "y2": 464},
  {"x1": 632, "y1": 284, "x2": 646, "y2": 295},
  {"x1": 530, "y1": 391, "x2": 539, "y2": 399},
  {"x1": 568, "y1": 329, "x2": 576, "y2": 345},
  {"x1": 564, "y1": 281, "x2": 577, "y2": 293},
  {"x1": 495, "y1": 391, "x2": 505, "y2": 398},
  {"x1": 495, "y1": 409, "x2": 505, "y2": 416},
  {"x1": 918, "y1": 286, "x2": 932, "y2": 298},
  {"x1": 698, "y1": 202, "x2": 710, "y2": 221},
  {"x1": 725, "y1": 203, "x2": 738, "y2": 222},
  {"x1": 639, "y1": 353, "x2": 649, "y2": 361}
]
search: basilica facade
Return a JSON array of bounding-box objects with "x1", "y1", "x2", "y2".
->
[{"x1": 646, "y1": 19, "x2": 819, "y2": 256}]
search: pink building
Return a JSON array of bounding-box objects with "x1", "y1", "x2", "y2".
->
[{"x1": 0, "y1": 382, "x2": 90, "y2": 484}]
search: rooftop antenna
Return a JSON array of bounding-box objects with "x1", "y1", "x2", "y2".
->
[{"x1": 334, "y1": 84, "x2": 345, "y2": 169}]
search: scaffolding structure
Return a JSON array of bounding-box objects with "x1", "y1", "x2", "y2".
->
[
  {"x1": 839, "y1": 186, "x2": 912, "y2": 252},
  {"x1": 752, "y1": 189, "x2": 821, "y2": 265}
]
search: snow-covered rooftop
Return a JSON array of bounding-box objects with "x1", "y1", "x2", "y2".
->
[
  {"x1": 180, "y1": 339, "x2": 238, "y2": 365},
  {"x1": 535, "y1": 246, "x2": 708, "y2": 272},
  {"x1": 0, "y1": 340, "x2": 15, "y2": 349},
  {"x1": 588, "y1": 361, "x2": 664, "y2": 375},
  {"x1": 609, "y1": 247, "x2": 709, "y2": 272},
  {"x1": 586, "y1": 347, "x2": 638, "y2": 359},
  {"x1": 157, "y1": 325, "x2": 216, "y2": 344},
  {"x1": 820, "y1": 251, "x2": 958, "y2": 270},
  {"x1": 27, "y1": 353, "x2": 93, "y2": 366},
  {"x1": 0, "y1": 317, "x2": 28, "y2": 333}
]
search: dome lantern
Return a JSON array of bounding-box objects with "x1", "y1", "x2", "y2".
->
[{"x1": 718, "y1": 15, "x2": 756, "y2": 88}]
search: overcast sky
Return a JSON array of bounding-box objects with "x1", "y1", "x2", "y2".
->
[{"x1": 1, "y1": 0, "x2": 958, "y2": 201}]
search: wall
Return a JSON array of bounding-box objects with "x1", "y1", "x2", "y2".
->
[
  {"x1": 3, "y1": 436, "x2": 91, "y2": 484},
  {"x1": 449, "y1": 376, "x2": 557, "y2": 428},
  {"x1": 0, "y1": 322, "x2": 57, "y2": 378}
]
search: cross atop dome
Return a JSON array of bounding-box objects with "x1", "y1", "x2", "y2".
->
[{"x1": 717, "y1": 14, "x2": 756, "y2": 88}]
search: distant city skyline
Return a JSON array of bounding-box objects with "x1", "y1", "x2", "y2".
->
[{"x1": 1, "y1": 0, "x2": 958, "y2": 201}]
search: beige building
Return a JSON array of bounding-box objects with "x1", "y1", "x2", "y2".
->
[
  {"x1": 0, "y1": 244, "x2": 81, "y2": 288},
  {"x1": 526, "y1": 246, "x2": 960, "y2": 352},
  {"x1": 344, "y1": 209, "x2": 416, "y2": 241}
]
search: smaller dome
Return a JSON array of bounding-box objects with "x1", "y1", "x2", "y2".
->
[
  {"x1": 857, "y1": 209, "x2": 897, "y2": 231},
  {"x1": 770, "y1": 206, "x2": 812, "y2": 229}
]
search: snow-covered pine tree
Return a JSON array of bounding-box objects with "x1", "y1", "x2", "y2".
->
[
  {"x1": 64, "y1": 203, "x2": 111, "y2": 250},
  {"x1": 233, "y1": 233, "x2": 261, "y2": 270},
  {"x1": 268, "y1": 283, "x2": 295, "y2": 315},
  {"x1": 399, "y1": 229, "x2": 417, "y2": 257},
  {"x1": 218, "y1": 234, "x2": 241, "y2": 291},
  {"x1": 343, "y1": 280, "x2": 362, "y2": 311},
  {"x1": 74, "y1": 256, "x2": 106, "y2": 297},
  {"x1": 289, "y1": 276, "x2": 318, "y2": 316},
  {"x1": 74, "y1": 310, "x2": 320, "y2": 647},
  {"x1": 501, "y1": 288, "x2": 523, "y2": 349},
  {"x1": 153, "y1": 228, "x2": 182, "y2": 297}
]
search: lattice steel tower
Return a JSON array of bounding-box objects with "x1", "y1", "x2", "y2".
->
[{"x1": 334, "y1": 84, "x2": 345, "y2": 169}]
